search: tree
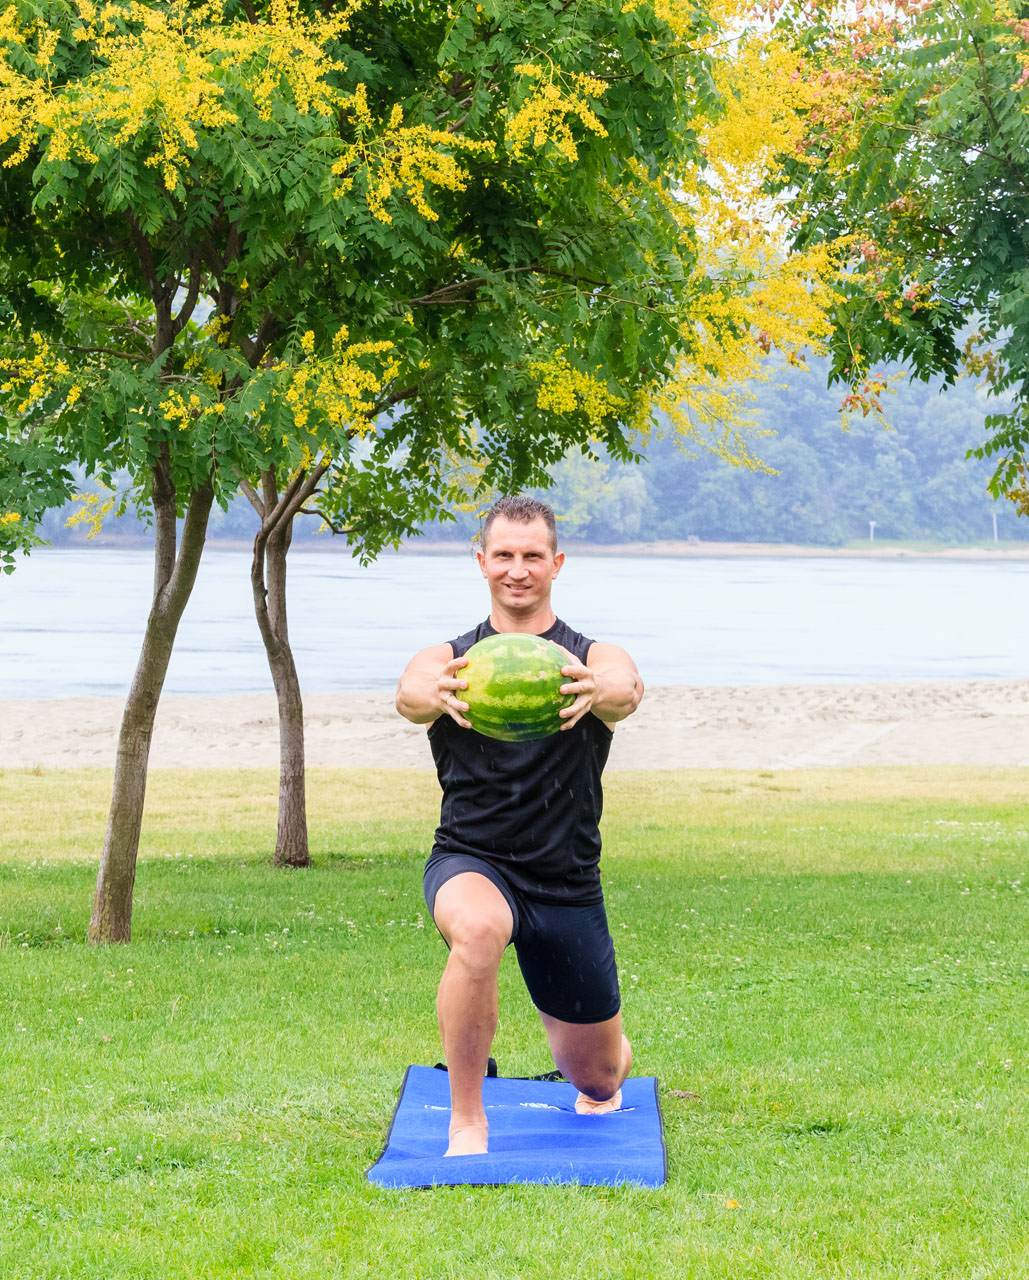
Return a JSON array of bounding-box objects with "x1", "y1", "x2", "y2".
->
[
  {"x1": 773, "y1": 0, "x2": 1029, "y2": 515},
  {"x1": 1, "y1": 0, "x2": 841, "y2": 941},
  {"x1": 0, "y1": 0, "x2": 438, "y2": 936}
]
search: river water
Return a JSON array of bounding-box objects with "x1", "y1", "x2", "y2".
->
[{"x1": 0, "y1": 546, "x2": 1026, "y2": 698}]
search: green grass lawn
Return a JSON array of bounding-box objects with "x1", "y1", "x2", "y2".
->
[{"x1": 1, "y1": 766, "x2": 1026, "y2": 1279}]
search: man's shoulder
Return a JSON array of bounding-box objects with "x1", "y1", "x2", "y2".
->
[
  {"x1": 448, "y1": 620, "x2": 494, "y2": 658},
  {"x1": 446, "y1": 617, "x2": 595, "y2": 661},
  {"x1": 545, "y1": 618, "x2": 594, "y2": 662}
]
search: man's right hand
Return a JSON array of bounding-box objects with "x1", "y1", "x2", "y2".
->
[
  {"x1": 437, "y1": 655, "x2": 471, "y2": 728},
  {"x1": 396, "y1": 643, "x2": 468, "y2": 725}
]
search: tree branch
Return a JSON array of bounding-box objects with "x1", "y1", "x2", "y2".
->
[
  {"x1": 250, "y1": 314, "x2": 279, "y2": 369},
  {"x1": 298, "y1": 504, "x2": 350, "y2": 534},
  {"x1": 238, "y1": 475, "x2": 264, "y2": 519},
  {"x1": 407, "y1": 264, "x2": 611, "y2": 308},
  {"x1": 371, "y1": 385, "x2": 421, "y2": 415},
  {"x1": 970, "y1": 33, "x2": 1020, "y2": 172},
  {"x1": 879, "y1": 119, "x2": 1025, "y2": 178},
  {"x1": 261, "y1": 469, "x2": 282, "y2": 520},
  {"x1": 62, "y1": 344, "x2": 148, "y2": 362},
  {"x1": 125, "y1": 211, "x2": 175, "y2": 353},
  {"x1": 163, "y1": 473, "x2": 215, "y2": 617},
  {"x1": 258, "y1": 468, "x2": 314, "y2": 546},
  {"x1": 171, "y1": 253, "x2": 205, "y2": 338},
  {"x1": 278, "y1": 462, "x2": 330, "y2": 530}
]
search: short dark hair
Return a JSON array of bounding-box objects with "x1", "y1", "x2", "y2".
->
[{"x1": 480, "y1": 495, "x2": 558, "y2": 553}]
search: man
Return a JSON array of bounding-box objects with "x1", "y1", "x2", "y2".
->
[{"x1": 395, "y1": 495, "x2": 643, "y2": 1157}]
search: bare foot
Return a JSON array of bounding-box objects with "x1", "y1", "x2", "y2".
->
[
  {"x1": 575, "y1": 1088, "x2": 622, "y2": 1116},
  {"x1": 445, "y1": 1121, "x2": 489, "y2": 1156}
]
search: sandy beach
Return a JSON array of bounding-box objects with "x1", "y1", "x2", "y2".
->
[{"x1": 2, "y1": 679, "x2": 1027, "y2": 770}]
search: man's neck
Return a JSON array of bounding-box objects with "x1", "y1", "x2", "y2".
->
[{"x1": 488, "y1": 606, "x2": 557, "y2": 635}]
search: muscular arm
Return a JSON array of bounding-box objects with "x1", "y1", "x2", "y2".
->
[
  {"x1": 395, "y1": 642, "x2": 471, "y2": 727},
  {"x1": 586, "y1": 642, "x2": 645, "y2": 724},
  {"x1": 558, "y1": 642, "x2": 644, "y2": 731}
]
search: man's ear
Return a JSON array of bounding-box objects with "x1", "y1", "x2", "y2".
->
[{"x1": 552, "y1": 550, "x2": 565, "y2": 577}]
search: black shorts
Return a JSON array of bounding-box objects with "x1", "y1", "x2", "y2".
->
[{"x1": 423, "y1": 852, "x2": 621, "y2": 1025}]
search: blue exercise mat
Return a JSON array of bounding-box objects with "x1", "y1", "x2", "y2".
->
[{"x1": 367, "y1": 1065, "x2": 666, "y2": 1189}]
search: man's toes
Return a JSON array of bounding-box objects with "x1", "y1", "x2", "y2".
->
[{"x1": 575, "y1": 1088, "x2": 622, "y2": 1116}]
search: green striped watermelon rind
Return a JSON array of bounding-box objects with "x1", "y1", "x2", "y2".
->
[{"x1": 461, "y1": 632, "x2": 575, "y2": 742}]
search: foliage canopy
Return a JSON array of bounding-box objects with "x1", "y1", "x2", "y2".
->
[
  {"x1": 775, "y1": 0, "x2": 1029, "y2": 516},
  {"x1": 0, "y1": 0, "x2": 841, "y2": 565}
]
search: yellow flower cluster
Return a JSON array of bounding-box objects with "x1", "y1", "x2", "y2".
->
[
  {"x1": 2, "y1": 2, "x2": 598, "y2": 226},
  {"x1": 618, "y1": 0, "x2": 706, "y2": 40},
  {"x1": 0, "y1": 333, "x2": 73, "y2": 412},
  {"x1": 530, "y1": 351, "x2": 625, "y2": 426},
  {"x1": 216, "y1": 0, "x2": 357, "y2": 123},
  {"x1": 0, "y1": 511, "x2": 22, "y2": 526},
  {"x1": 0, "y1": 11, "x2": 45, "y2": 166},
  {"x1": 652, "y1": 231, "x2": 843, "y2": 465},
  {"x1": 333, "y1": 90, "x2": 492, "y2": 224},
  {"x1": 507, "y1": 66, "x2": 608, "y2": 162},
  {"x1": 1, "y1": 0, "x2": 362, "y2": 189},
  {"x1": 704, "y1": 38, "x2": 823, "y2": 194},
  {"x1": 280, "y1": 326, "x2": 396, "y2": 436},
  {"x1": 615, "y1": 135, "x2": 841, "y2": 451},
  {"x1": 159, "y1": 389, "x2": 210, "y2": 429},
  {"x1": 618, "y1": 14, "x2": 852, "y2": 467},
  {"x1": 644, "y1": 106, "x2": 845, "y2": 463},
  {"x1": 154, "y1": 319, "x2": 397, "y2": 452},
  {"x1": 65, "y1": 489, "x2": 116, "y2": 538},
  {"x1": 203, "y1": 313, "x2": 232, "y2": 346}
]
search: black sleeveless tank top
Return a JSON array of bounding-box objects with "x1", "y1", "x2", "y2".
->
[{"x1": 427, "y1": 618, "x2": 613, "y2": 904}]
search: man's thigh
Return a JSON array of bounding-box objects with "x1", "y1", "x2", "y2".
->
[
  {"x1": 513, "y1": 897, "x2": 620, "y2": 1023},
  {"x1": 430, "y1": 869, "x2": 515, "y2": 951}
]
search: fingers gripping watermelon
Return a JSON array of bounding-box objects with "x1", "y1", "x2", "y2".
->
[{"x1": 461, "y1": 633, "x2": 575, "y2": 742}]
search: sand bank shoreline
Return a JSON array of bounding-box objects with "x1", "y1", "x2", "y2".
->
[
  {"x1": 62, "y1": 534, "x2": 1029, "y2": 560},
  {"x1": 411, "y1": 540, "x2": 1029, "y2": 560},
  {"x1": 3, "y1": 679, "x2": 1027, "y2": 771}
]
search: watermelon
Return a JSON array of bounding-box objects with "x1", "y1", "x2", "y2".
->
[{"x1": 461, "y1": 632, "x2": 575, "y2": 742}]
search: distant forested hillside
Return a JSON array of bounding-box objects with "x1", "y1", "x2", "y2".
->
[
  {"x1": 634, "y1": 365, "x2": 1026, "y2": 546},
  {"x1": 38, "y1": 359, "x2": 1029, "y2": 548}
]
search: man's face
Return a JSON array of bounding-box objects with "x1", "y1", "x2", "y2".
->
[{"x1": 476, "y1": 516, "x2": 564, "y2": 614}]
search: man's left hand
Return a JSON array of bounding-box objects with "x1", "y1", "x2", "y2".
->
[
  {"x1": 556, "y1": 649, "x2": 598, "y2": 730},
  {"x1": 553, "y1": 641, "x2": 643, "y2": 729}
]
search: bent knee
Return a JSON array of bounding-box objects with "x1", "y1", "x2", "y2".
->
[
  {"x1": 432, "y1": 872, "x2": 514, "y2": 965},
  {"x1": 445, "y1": 915, "x2": 510, "y2": 972},
  {"x1": 562, "y1": 1032, "x2": 631, "y2": 1101},
  {"x1": 571, "y1": 1061, "x2": 623, "y2": 1102}
]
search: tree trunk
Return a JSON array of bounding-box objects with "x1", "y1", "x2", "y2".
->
[
  {"x1": 87, "y1": 467, "x2": 214, "y2": 944},
  {"x1": 251, "y1": 474, "x2": 310, "y2": 868}
]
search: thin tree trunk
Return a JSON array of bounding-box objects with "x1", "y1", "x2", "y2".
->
[
  {"x1": 87, "y1": 464, "x2": 214, "y2": 944},
  {"x1": 250, "y1": 471, "x2": 310, "y2": 867}
]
